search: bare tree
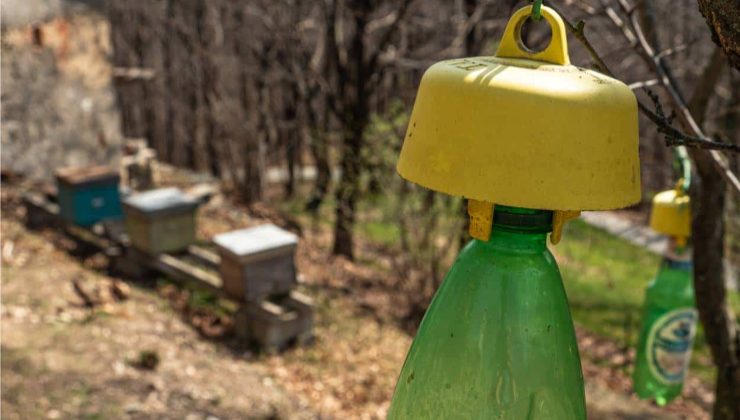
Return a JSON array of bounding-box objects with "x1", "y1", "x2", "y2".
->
[{"x1": 321, "y1": 0, "x2": 415, "y2": 259}]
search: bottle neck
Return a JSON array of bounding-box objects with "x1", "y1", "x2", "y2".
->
[
  {"x1": 479, "y1": 205, "x2": 552, "y2": 252},
  {"x1": 662, "y1": 256, "x2": 693, "y2": 272},
  {"x1": 483, "y1": 228, "x2": 548, "y2": 252},
  {"x1": 665, "y1": 237, "x2": 692, "y2": 262}
]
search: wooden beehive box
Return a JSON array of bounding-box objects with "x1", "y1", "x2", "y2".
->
[
  {"x1": 55, "y1": 165, "x2": 123, "y2": 227},
  {"x1": 122, "y1": 187, "x2": 199, "y2": 254},
  {"x1": 213, "y1": 224, "x2": 298, "y2": 302}
]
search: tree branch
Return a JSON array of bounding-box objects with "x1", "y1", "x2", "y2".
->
[{"x1": 644, "y1": 89, "x2": 740, "y2": 153}]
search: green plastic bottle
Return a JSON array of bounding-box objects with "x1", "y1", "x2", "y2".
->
[
  {"x1": 632, "y1": 246, "x2": 697, "y2": 406},
  {"x1": 388, "y1": 206, "x2": 586, "y2": 419}
]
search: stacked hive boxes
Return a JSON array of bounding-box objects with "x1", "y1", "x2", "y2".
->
[{"x1": 214, "y1": 224, "x2": 313, "y2": 351}]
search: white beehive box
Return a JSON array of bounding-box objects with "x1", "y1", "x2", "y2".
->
[
  {"x1": 122, "y1": 187, "x2": 199, "y2": 254},
  {"x1": 213, "y1": 224, "x2": 298, "y2": 302}
]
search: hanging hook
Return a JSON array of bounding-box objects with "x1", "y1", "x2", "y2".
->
[
  {"x1": 673, "y1": 146, "x2": 691, "y2": 194},
  {"x1": 531, "y1": 0, "x2": 544, "y2": 21}
]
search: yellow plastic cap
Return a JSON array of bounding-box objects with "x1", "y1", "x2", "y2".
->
[
  {"x1": 650, "y1": 189, "x2": 691, "y2": 239},
  {"x1": 397, "y1": 5, "x2": 641, "y2": 211}
]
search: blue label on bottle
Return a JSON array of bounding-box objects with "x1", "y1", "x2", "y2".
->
[{"x1": 646, "y1": 308, "x2": 697, "y2": 385}]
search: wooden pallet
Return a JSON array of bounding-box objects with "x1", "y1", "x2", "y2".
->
[
  {"x1": 22, "y1": 190, "x2": 314, "y2": 351},
  {"x1": 23, "y1": 191, "x2": 221, "y2": 294}
]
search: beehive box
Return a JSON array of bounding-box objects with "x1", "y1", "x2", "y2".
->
[
  {"x1": 214, "y1": 224, "x2": 298, "y2": 302},
  {"x1": 234, "y1": 291, "x2": 314, "y2": 351},
  {"x1": 122, "y1": 188, "x2": 199, "y2": 254},
  {"x1": 55, "y1": 165, "x2": 122, "y2": 227}
]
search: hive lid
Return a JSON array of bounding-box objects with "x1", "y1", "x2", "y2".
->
[
  {"x1": 122, "y1": 187, "x2": 199, "y2": 218},
  {"x1": 213, "y1": 224, "x2": 298, "y2": 258},
  {"x1": 55, "y1": 165, "x2": 119, "y2": 187},
  {"x1": 396, "y1": 5, "x2": 641, "y2": 211}
]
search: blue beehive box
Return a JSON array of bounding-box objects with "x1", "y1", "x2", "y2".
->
[{"x1": 55, "y1": 165, "x2": 123, "y2": 227}]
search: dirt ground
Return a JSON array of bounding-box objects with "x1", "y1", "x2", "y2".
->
[{"x1": 1, "y1": 198, "x2": 316, "y2": 419}]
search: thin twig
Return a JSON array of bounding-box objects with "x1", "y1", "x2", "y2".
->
[
  {"x1": 644, "y1": 90, "x2": 740, "y2": 153},
  {"x1": 628, "y1": 79, "x2": 659, "y2": 90},
  {"x1": 615, "y1": 0, "x2": 740, "y2": 191},
  {"x1": 655, "y1": 41, "x2": 694, "y2": 60},
  {"x1": 547, "y1": 7, "x2": 613, "y2": 75}
]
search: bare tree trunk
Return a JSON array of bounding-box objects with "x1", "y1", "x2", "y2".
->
[
  {"x1": 692, "y1": 154, "x2": 740, "y2": 420},
  {"x1": 108, "y1": 3, "x2": 147, "y2": 140},
  {"x1": 327, "y1": 0, "x2": 415, "y2": 258},
  {"x1": 190, "y1": 0, "x2": 211, "y2": 173},
  {"x1": 165, "y1": 1, "x2": 198, "y2": 168},
  {"x1": 687, "y1": 47, "x2": 740, "y2": 420},
  {"x1": 193, "y1": 0, "x2": 220, "y2": 177},
  {"x1": 138, "y1": 0, "x2": 169, "y2": 160},
  {"x1": 302, "y1": 3, "x2": 338, "y2": 213},
  {"x1": 243, "y1": 74, "x2": 266, "y2": 205},
  {"x1": 332, "y1": 2, "x2": 371, "y2": 259},
  {"x1": 305, "y1": 112, "x2": 331, "y2": 212},
  {"x1": 235, "y1": 4, "x2": 262, "y2": 204},
  {"x1": 333, "y1": 123, "x2": 363, "y2": 259},
  {"x1": 696, "y1": 0, "x2": 740, "y2": 70},
  {"x1": 161, "y1": 0, "x2": 175, "y2": 163},
  {"x1": 283, "y1": 85, "x2": 299, "y2": 198}
]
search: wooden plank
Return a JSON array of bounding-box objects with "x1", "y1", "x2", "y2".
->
[
  {"x1": 23, "y1": 192, "x2": 60, "y2": 223},
  {"x1": 187, "y1": 245, "x2": 220, "y2": 269},
  {"x1": 154, "y1": 253, "x2": 223, "y2": 294},
  {"x1": 65, "y1": 224, "x2": 114, "y2": 251},
  {"x1": 112, "y1": 67, "x2": 156, "y2": 81}
]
